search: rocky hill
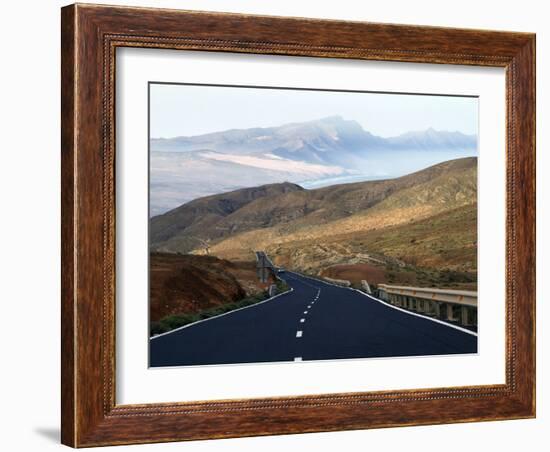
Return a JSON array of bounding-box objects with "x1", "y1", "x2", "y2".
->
[
  {"x1": 151, "y1": 157, "x2": 477, "y2": 264},
  {"x1": 150, "y1": 182, "x2": 304, "y2": 253},
  {"x1": 206, "y1": 158, "x2": 477, "y2": 279}
]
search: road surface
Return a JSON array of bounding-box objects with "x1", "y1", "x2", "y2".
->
[{"x1": 150, "y1": 271, "x2": 477, "y2": 367}]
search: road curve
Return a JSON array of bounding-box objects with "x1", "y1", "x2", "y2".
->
[{"x1": 150, "y1": 271, "x2": 477, "y2": 367}]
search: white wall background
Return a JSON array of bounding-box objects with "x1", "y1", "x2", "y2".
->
[{"x1": 0, "y1": 1, "x2": 545, "y2": 451}]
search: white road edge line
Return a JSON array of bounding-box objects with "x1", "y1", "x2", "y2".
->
[
  {"x1": 289, "y1": 271, "x2": 477, "y2": 337},
  {"x1": 294, "y1": 357, "x2": 302, "y2": 362},
  {"x1": 150, "y1": 287, "x2": 295, "y2": 340},
  {"x1": 296, "y1": 331, "x2": 303, "y2": 338},
  {"x1": 354, "y1": 290, "x2": 479, "y2": 337}
]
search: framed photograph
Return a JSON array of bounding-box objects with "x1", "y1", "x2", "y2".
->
[{"x1": 61, "y1": 4, "x2": 536, "y2": 447}]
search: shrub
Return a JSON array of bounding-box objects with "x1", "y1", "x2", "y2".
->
[
  {"x1": 150, "y1": 321, "x2": 169, "y2": 336},
  {"x1": 276, "y1": 280, "x2": 290, "y2": 293}
]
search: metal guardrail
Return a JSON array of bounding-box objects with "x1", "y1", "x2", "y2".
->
[
  {"x1": 255, "y1": 251, "x2": 285, "y2": 297},
  {"x1": 377, "y1": 284, "x2": 477, "y2": 328},
  {"x1": 323, "y1": 277, "x2": 351, "y2": 287},
  {"x1": 255, "y1": 251, "x2": 277, "y2": 283}
]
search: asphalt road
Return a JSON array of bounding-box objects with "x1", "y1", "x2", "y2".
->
[{"x1": 150, "y1": 271, "x2": 477, "y2": 367}]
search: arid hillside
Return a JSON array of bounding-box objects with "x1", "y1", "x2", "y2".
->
[
  {"x1": 208, "y1": 159, "x2": 476, "y2": 269},
  {"x1": 152, "y1": 158, "x2": 476, "y2": 250},
  {"x1": 150, "y1": 157, "x2": 477, "y2": 289},
  {"x1": 296, "y1": 203, "x2": 477, "y2": 290},
  {"x1": 150, "y1": 182, "x2": 304, "y2": 253}
]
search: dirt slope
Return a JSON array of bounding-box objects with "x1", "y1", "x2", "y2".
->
[{"x1": 150, "y1": 253, "x2": 272, "y2": 322}]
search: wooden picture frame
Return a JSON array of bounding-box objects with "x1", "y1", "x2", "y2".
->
[{"x1": 61, "y1": 3, "x2": 535, "y2": 447}]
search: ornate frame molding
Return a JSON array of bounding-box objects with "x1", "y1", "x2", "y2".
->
[{"x1": 62, "y1": 4, "x2": 535, "y2": 447}]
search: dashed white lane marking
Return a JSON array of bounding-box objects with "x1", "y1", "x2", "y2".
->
[
  {"x1": 304, "y1": 311, "x2": 308, "y2": 314},
  {"x1": 296, "y1": 330, "x2": 303, "y2": 338},
  {"x1": 294, "y1": 357, "x2": 302, "y2": 362},
  {"x1": 300, "y1": 318, "x2": 305, "y2": 323},
  {"x1": 307, "y1": 305, "x2": 312, "y2": 308}
]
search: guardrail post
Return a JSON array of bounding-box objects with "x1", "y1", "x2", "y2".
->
[
  {"x1": 446, "y1": 304, "x2": 458, "y2": 322},
  {"x1": 461, "y1": 306, "x2": 470, "y2": 326},
  {"x1": 361, "y1": 280, "x2": 372, "y2": 294},
  {"x1": 433, "y1": 301, "x2": 440, "y2": 318}
]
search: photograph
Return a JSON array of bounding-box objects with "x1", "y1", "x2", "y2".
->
[{"x1": 148, "y1": 83, "x2": 479, "y2": 367}]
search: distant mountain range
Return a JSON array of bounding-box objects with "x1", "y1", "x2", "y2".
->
[
  {"x1": 149, "y1": 116, "x2": 477, "y2": 215},
  {"x1": 151, "y1": 115, "x2": 476, "y2": 166}
]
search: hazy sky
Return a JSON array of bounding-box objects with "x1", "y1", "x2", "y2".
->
[{"x1": 150, "y1": 83, "x2": 478, "y2": 139}]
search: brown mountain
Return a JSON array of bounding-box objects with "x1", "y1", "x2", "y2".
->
[
  {"x1": 150, "y1": 181, "x2": 304, "y2": 252},
  {"x1": 208, "y1": 157, "x2": 477, "y2": 276},
  {"x1": 150, "y1": 157, "x2": 477, "y2": 258}
]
